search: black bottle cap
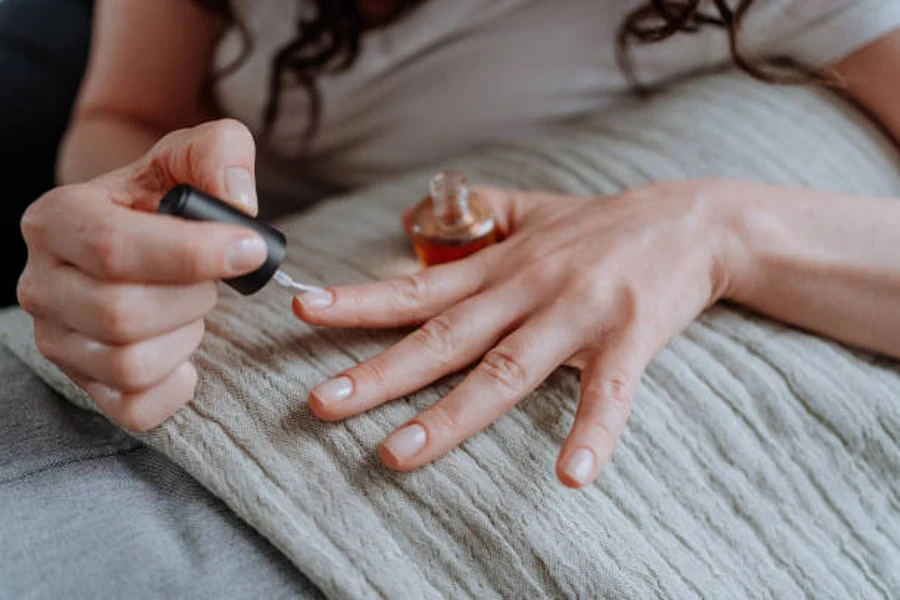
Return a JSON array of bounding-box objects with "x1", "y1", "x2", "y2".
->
[{"x1": 157, "y1": 185, "x2": 286, "y2": 295}]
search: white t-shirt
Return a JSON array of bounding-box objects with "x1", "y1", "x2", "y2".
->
[{"x1": 214, "y1": 0, "x2": 900, "y2": 199}]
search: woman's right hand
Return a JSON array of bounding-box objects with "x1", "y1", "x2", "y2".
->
[{"x1": 17, "y1": 120, "x2": 265, "y2": 432}]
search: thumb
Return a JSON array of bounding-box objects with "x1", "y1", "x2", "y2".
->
[{"x1": 109, "y1": 119, "x2": 259, "y2": 216}]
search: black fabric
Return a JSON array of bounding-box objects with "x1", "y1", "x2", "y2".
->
[{"x1": 0, "y1": 0, "x2": 94, "y2": 307}]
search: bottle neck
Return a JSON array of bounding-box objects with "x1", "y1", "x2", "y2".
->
[{"x1": 430, "y1": 170, "x2": 473, "y2": 228}]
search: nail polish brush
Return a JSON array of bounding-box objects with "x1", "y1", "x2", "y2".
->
[{"x1": 157, "y1": 184, "x2": 322, "y2": 295}]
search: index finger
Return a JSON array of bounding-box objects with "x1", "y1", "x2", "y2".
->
[
  {"x1": 293, "y1": 253, "x2": 497, "y2": 328},
  {"x1": 35, "y1": 193, "x2": 267, "y2": 283}
]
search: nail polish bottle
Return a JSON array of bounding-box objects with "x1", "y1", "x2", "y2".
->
[{"x1": 409, "y1": 170, "x2": 498, "y2": 266}]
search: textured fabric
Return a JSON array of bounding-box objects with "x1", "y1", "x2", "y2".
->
[
  {"x1": 215, "y1": 0, "x2": 900, "y2": 193},
  {"x1": 0, "y1": 345, "x2": 323, "y2": 600},
  {"x1": 3, "y1": 72, "x2": 900, "y2": 599}
]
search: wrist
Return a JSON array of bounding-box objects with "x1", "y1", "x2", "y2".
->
[{"x1": 700, "y1": 178, "x2": 772, "y2": 305}]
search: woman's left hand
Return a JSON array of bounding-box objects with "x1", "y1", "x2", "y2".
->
[{"x1": 293, "y1": 179, "x2": 740, "y2": 487}]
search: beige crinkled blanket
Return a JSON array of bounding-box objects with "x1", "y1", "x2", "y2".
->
[{"x1": 2, "y1": 72, "x2": 900, "y2": 599}]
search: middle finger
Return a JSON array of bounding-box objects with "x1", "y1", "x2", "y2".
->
[
  {"x1": 308, "y1": 279, "x2": 539, "y2": 420},
  {"x1": 42, "y1": 263, "x2": 217, "y2": 344}
]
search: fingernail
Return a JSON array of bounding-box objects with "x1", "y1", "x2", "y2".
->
[
  {"x1": 382, "y1": 424, "x2": 427, "y2": 460},
  {"x1": 225, "y1": 167, "x2": 257, "y2": 211},
  {"x1": 226, "y1": 236, "x2": 267, "y2": 274},
  {"x1": 85, "y1": 382, "x2": 122, "y2": 408},
  {"x1": 311, "y1": 376, "x2": 353, "y2": 405},
  {"x1": 297, "y1": 289, "x2": 334, "y2": 309},
  {"x1": 563, "y1": 448, "x2": 596, "y2": 486}
]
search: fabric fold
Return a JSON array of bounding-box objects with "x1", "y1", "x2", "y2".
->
[{"x1": 2, "y1": 72, "x2": 899, "y2": 599}]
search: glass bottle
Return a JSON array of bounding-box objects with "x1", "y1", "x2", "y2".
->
[{"x1": 409, "y1": 170, "x2": 498, "y2": 266}]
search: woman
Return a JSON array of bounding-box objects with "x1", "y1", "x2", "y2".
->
[{"x1": 16, "y1": 0, "x2": 900, "y2": 490}]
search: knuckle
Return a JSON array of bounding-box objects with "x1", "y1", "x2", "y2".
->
[
  {"x1": 209, "y1": 118, "x2": 254, "y2": 147},
  {"x1": 566, "y1": 275, "x2": 608, "y2": 309},
  {"x1": 191, "y1": 120, "x2": 255, "y2": 179},
  {"x1": 516, "y1": 236, "x2": 554, "y2": 268},
  {"x1": 390, "y1": 273, "x2": 429, "y2": 310},
  {"x1": 586, "y1": 374, "x2": 634, "y2": 412},
  {"x1": 340, "y1": 286, "x2": 365, "y2": 309},
  {"x1": 426, "y1": 402, "x2": 460, "y2": 432},
  {"x1": 152, "y1": 124, "x2": 199, "y2": 160},
  {"x1": 355, "y1": 358, "x2": 391, "y2": 389},
  {"x1": 174, "y1": 238, "x2": 207, "y2": 281},
  {"x1": 605, "y1": 376, "x2": 632, "y2": 408},
  {"x1": 87, "y1": 223, "x2": 127, "y2": 278},
  {"x1": 182, "y1": 140, "x2": 202, "y2": 183},
  {"x1": 513, "y1": 245, "x2": 559, "y2": 287},
  {"x1": 16, "y1": 270, "x2": 43, "y2": 316},
  {"x1": 140, "y1": 119, "x2": 254, "y2": 196},
  {"x1": 97, "y1": 287, "x2": 140, "y2": 342},
  {"x1": 19, "y1": 199, "x2": 48, "y2": 245},
  {"x1": 414, "y1": 315, "x2": 456, "y2": 361},
  {"x1": 133, "y1": 153, "x2": 171, "y2": 196},
  {"x1": 611, "y1": 286, "x2": 641, "y2": 324},
  {"x1": 156, "y1": 125, "x2": 189, "y2": 147},
  {"x1": 108, "y1": 345, "x2": 152, "y2": 391},
  {"x1": 480, "y1": 347, "x2": 529, "y2": 391},
  {"x1": 518, "y1": 265, "x2": 547, "y2": 291}
]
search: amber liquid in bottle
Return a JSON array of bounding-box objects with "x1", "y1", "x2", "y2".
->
[{"x1": 409, "y1": 170, "x2": 498, "y2": 267}]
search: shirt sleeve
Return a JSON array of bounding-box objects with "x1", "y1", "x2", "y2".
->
[{"x1": 743, "y1": 0, "x2": 900, "y2": 67}]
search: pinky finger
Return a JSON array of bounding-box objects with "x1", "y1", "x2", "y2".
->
[
  {"x1": 557, "y1": 330, "x2": 656, "y2": 488},
  {"x1": 72, "y1": 362, "x2": 199, "y2": 433}
]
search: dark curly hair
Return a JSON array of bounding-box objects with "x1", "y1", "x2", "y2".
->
[{"x1": 195, "y1": 0, "x2": 827, "y2": 142}]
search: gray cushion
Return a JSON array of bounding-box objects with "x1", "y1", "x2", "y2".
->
[{"x1": 0, "y1": 344, "x2": 321, "y2": 600}]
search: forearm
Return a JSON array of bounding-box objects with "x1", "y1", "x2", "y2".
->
[
  {"x1": 720, "y1": 181, "x2": 900, "y2": 359},
  {"x1": 56, "y1": 0, "x2": 222, "y2": 185},
  {"x1": 56, "y1": 115, "x2": 166, "y2": 184}
]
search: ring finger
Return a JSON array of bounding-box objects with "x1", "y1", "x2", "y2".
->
[
  {"x1": 33, "y1": 318, "x2": 206, "y2": 393},
  {"x1": 378, "y1": 306, "x2": 583, "y2": 471},
  {"x1": 39, "y1": 263, "x2": 217, "y2": 344}
]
